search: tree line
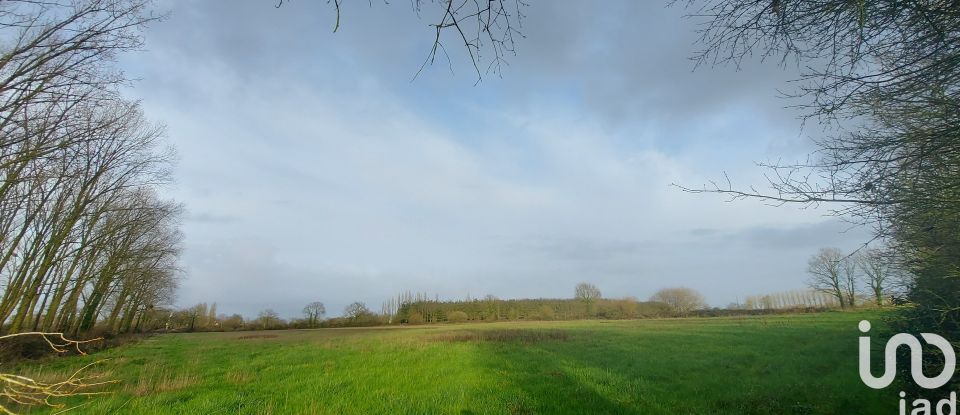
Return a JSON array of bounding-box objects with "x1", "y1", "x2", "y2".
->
[
  {"x1": 156, "y1": 255, "x2": 897, "y2": 333},
  {"x1": 734, "y1": 290, "x2": 840, "y2": 311},
  {"x1": 159, "y1": 284, "x2": 723, "y2": 332},
  {"x1": 165, "y1": 282, "x2": 857, "y2": 333},
  {"x1": 0, "y1": 0, "x2": 181, "y2": 337}
]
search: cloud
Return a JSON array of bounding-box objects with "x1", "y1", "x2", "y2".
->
[
  {"x1": 725, "y1": 220, "x2": 871, "y2": 250},
  {"x1": 117, "y1": 1, "x2": 874, "y2": 316},
  {"x1": 186, "y1": 211, "x2": 239, "y2": 224},
  {"x1": 519, "y1": 237, "x2": 656, "y2": 263}
]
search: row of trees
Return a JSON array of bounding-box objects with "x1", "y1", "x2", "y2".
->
[
  {"x1": 394, "y1": 296, "x2": 675, "y2": 324},
  {"x1": 160, "y1": 283, "x2": 875, "y2": 333},
  {"x1": 89, "y1": 278, "x2": 874, "y2": 334},
  {"x1": 159, "y1": 301, "x2": 376, "y2": 332},
  {"x1": 734, "y1": 290, "x2": 841, "y2": 311},
  {"x1": 387, "y1": 284, "x2": 712, "y2": 324},
  {"x1": 163, "y1": 284, "x2": 711, "y2": 332},
  {"x1": 806, "y1": 247, "x2": 901, "y2": 309},
  {"x1": 0, "y1": 0, "x2": 180, "y2": 336},
  {"x1": 166, "y1": 282, "x2": 872, "y2": 333}
]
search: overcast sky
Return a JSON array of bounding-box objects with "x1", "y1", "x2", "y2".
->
[{"x1": 118, "y1": 1, "x2": 870, "y2": 319}]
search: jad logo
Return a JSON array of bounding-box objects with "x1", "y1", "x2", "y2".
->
[{"x1": 859, "y1": 320, "x2": 958, "y2": 415}]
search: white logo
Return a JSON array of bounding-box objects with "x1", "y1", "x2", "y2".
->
[{"x1": 858, "y1": 320, "x2": 956, "y2": 389}]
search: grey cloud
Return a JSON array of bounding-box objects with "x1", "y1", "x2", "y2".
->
[
  {"x1": 518, "y1": 236, "x2": 657, "y2": 262},
  {"x1": 495, "y1": 3, "x2": 806, "y2": 129},
  {"x1": 737, "y1": 220, "x2": 870, "y2": 249},
  {"x1": 138, "y1": 2, "x2": 807, "y2": 130},
  {"x1": 689, "y1": 228, "x2": 720, "y2": 237},
  {"x1": 186, "y1": 211, "x2": 239, "y2": 224},
  {"x1": 693, "y1": 219, "x2": 872, "y2": 250}
]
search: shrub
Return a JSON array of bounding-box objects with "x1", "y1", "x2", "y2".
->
[
  {"x1": 448, "y1": 311, "x2": 468, "y2": 323},
  {"x1": 407, "y1": 312, "x2": 425, "y2": 325}
]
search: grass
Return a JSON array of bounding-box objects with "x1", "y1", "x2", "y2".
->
[{"x1": 12, "y1": 311, "x2": 894, "y2": 414}]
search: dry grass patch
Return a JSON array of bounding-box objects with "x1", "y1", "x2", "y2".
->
[
  {"x1": 236, "y1": 334, "x2": 279, "y2": 340},
  {"x1": 226, "y1": 370, "x2": 253, "y2": 385},
  {"x1": 431, "y1": 329, "x2": 569, "y2": 343},
  {"x1": 129, "y1": 372, "x2": 200, "y2": 396}
]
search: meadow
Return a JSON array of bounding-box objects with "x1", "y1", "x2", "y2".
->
[{"x1": 14, "y1": 311, "x2": 893, "y2": 414}]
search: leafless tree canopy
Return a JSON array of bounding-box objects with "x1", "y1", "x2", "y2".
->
[
  {"x1": 344, "y1": 301, "x2": 372, "y2": 320},
  {"x1": 650, "y1": 287, "x2": 706, "y2": 314},
  {"x1": 302, "y1": 301, "x2": 326, "y2": 328},
  {"x1": 412, "y1": 0, "x2": 527, "y2": 81},
  {"x1": 255, "y1": 309, "x2": 284, "y2": 330},
  {"x1": 0, "y1": 0, "x2": 180, "y2": 339},
  {"x1": 858, "y1": 248, "x2": 894, "y2": 306},
  {"x1": 675, "y1": 0, "x2": 959, "y2": 229},
  {"x1": 806, "y1": 247, "x2": 850, "y2": 308},
  {"x1": 684, "y1": 0, "x2": 959, "y2": 118},
  {"x1": 574, "y1": 282, "x2": 601, "y2": 302}
]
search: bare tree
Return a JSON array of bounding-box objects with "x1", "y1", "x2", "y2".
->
[
  {"x1": 650, "y1": 287, "x2": 706, "y2": 314},
  {"x1": 858, "y1": 249, "x2": 893, "y2": 307},
  {"x1": 302, "y1": 301, "x2": 326, "y2": 328},
  {"x1": 840, "y1": 254, "x2": 858, "y2": 308},
  {"x1": 221, "y1": 314, "x2": 245, "y2": 331},
  {"x1": 807, "y1": 248, "x2": 847, "y2": 309},
  {"x1": 344, "y1": 302, "x2": 370, "y2": 321},
  {"x1": 256, "y1": 309, "x2": 282, "y2": 330},
  {"x1": 574, "y1": 283, "x2": 602, "y2": 302},
  {"x1": 0, "y1": 1, "x2": 180, "y2": 337}
]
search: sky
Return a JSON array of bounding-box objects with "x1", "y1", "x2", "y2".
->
[{"x1": 118, "y1": 1, "x2": 871, "y2": 319}]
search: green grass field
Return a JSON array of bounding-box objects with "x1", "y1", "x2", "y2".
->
[{"x1": 15, "y1": 311, "x2": 894, "y2": 414}]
